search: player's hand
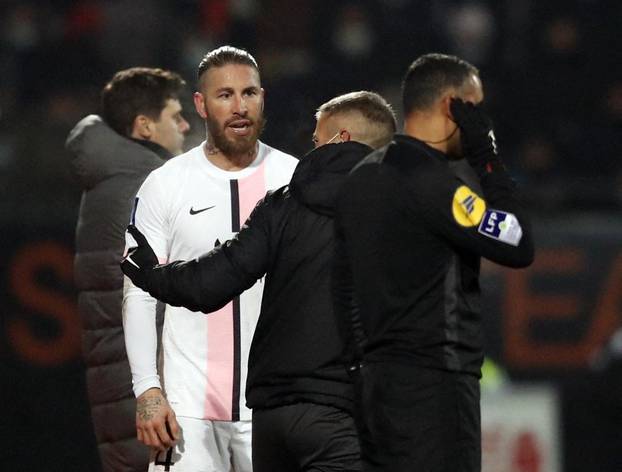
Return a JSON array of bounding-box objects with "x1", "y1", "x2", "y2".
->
[
  {"x1": 121, "y1": 225, "x2": 158, "y2": 290},
  {"x1": 136, "y1": 388, "x2": 180, "y2": 452},
  {"x1": 449, "y1": 98, "x2": 499, "y2": 174}
]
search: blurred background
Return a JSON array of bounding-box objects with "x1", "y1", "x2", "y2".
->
[{"x1": 0, "y1": 0, "x2": 620, "y2": 471}]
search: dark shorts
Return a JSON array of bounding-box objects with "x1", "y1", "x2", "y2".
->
[
  {"x1": 252, "y1": 403, "x2": 361, "y2": 472},
  {"x1": 354, "y1": 362, "x2": 481, "y2": 472}
]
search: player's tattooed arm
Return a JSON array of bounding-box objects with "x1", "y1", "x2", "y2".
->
[
  {"x1": 137, "y1": 392, "x2": 165, "y2": 421},
  {"x1": 135, "y1": 388, "x2": 180, "y2": 451}
]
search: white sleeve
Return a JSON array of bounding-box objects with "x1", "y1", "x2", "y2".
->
[
  {"x1": 122, "y1": 171, "x2": 170, "y2": 398},
  {"x1": 123, "y1": 276, "x2": 160, "y2": 397}
]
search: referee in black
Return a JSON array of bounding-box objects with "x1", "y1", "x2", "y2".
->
[{"x1": 333, "y1": 53, "x2": 535, "y2": 472}]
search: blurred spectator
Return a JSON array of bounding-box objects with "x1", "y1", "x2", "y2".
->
[
  {"x1": 522, "y1": 135, "x2": 559, "y2": 179},
  {"x1": 445, "y1": 2, "x2": 496, "y2": 66},
  {"x1": 332, "y1": 3, "x2": 375, "y2": 61}
]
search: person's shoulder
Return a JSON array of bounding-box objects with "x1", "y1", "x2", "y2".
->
[
  {"x1": 353, "y1": 136, "x2": 449, "y2": 199},
  {"x1": 259, "y1": 142, "x2": 298, "y2": 183},
  {"x1": 254, "y1": 184, "x2": 294, "y2": 226},
  {"x1": 67, "y1": 114, "x2": 168, "y2": 185},
  {"x1": 259, "y1": 141, "x2": 299, "y2": 166},
  {"x1": 137, "y1": 145, "x2": 200, "y2": 198},
  {"x1": 150, "y1": 143, "x2": 202, "y2": 178},
  {"x1": 265, "y1": 183, "x2": 290, "y2": 202},
  {"x1": 248, "y1": 184, "x2": 290, "y2": 212},
  {"x1": 348, "y1": 141, "x2": 392, "y2": 180},
  {"x1": 389, "y1": 135, "x2": 449, "y2": 177},
  {"x1": 357, "y1": 143, "x2": 390, "y2": 167},
  {"x1": 390, "y1": 135, "x2": 434, "y2": 163},
  {"x1": 66, "y1": 114, "x2": 122, "y2": 156}
]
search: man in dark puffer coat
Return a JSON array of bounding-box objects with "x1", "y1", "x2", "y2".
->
[{"x1": 66, "y1": 67, "x2": 189, "y2": 472}]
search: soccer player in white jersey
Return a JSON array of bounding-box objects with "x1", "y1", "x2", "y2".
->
[{"x1": 122, "y1": 46, "x2": 298, "y2": 472}]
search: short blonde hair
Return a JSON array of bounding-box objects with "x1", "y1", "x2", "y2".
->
[{"x1": 316, "y1": 91, "x2": 397, "y2": 149}]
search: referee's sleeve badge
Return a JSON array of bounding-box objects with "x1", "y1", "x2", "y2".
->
[
  {"x1": 451, "y1": 185, "x2": 486, "y2": 227},
  {"x1": 477, "y1": 209, "x2": 523, "y2": 246}
]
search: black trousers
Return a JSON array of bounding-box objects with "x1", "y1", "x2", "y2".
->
[
  {"x1": 252, "y1": 403, "x2": 361, "y2": 472},
  {"x1": 354, "y1": 362, "x2": 481, "y2": 472}
]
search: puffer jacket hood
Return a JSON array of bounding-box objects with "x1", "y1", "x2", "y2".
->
[
  {"x1": 67, "y1": 114, "x2": 169, "y2": 190},
  {"x1": 289, "y1": 141, "x2": 373, "y2": 216}
]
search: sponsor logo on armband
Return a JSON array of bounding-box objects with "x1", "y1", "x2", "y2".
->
[
  {"x1": 478, "y1": 209, "x2": 523, "y2": 246},
  {"x1": 452, "y1": 185, "x2": 486, "y2": 227}
]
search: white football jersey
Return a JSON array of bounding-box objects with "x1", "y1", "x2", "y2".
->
[{"x1": 123, "y1": 141, "x2": 297, "y2": 421}]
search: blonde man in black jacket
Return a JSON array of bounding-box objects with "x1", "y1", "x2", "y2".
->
[{"x1": 121, "y1": 91, "x2": 396, "y2": 472}]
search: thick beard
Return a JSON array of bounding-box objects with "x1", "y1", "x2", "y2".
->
[{"x1": 206, "y1": 114, "x2": 266, "y2": 156}]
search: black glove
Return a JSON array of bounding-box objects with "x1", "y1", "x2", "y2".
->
[
  {"x1": 120, "y1": 225, "x2": 158, "y2": 290},
  {"x1": 450, "y1": 98, "x2": 501, "y2": 175}
]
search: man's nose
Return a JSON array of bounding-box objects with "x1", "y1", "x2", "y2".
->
[
  {"x1": 232, "y1": 94, "x2": 248, "y2": 115},
  {"x1": 179, "y1": 117, "x2": 190, "y2": 133}
]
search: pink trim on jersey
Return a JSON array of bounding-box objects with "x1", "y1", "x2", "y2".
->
[
  {"x1": 238, "y1": 159, "x2": 267, "y2": 225},
  {"x1": 204, "y1": 302, "x2": 234, "y2": 420},
  {"x1": 203, "y1": 160, "x2": 266, "y2": 420}
]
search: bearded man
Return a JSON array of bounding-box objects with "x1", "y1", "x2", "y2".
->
[{"x1": 122, "y1": 46, "x2": 297, "y2": 472}]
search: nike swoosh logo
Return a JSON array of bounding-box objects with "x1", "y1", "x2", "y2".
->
[{"x1": 189, "y1": 205, "x2": 215, "y2": 215}]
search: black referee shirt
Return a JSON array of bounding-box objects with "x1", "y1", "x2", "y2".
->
[{"x1": 334, "y1": 134, "x2": 534, "y2": 375}]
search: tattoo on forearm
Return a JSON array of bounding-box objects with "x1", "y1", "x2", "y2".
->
[{"x1": 137, "y1": 396, "x2": 164, "y2": 421}]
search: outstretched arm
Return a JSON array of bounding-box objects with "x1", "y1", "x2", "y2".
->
[{"x1": 122, "y1": 196, "x2": 274, "y2": 312}]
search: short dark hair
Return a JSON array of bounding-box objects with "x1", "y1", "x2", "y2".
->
[
  {"x1": 197, "y1": 46, "x2": 259, "y2": 84},
  {"x1": 101, "y1": 67, "x2": 186, "y2": 137},
  {"x1": 317, "y1": 91, "x2": 397, "y2": 149},
  {"x1": 402, "y1": 53, "x2": 479, "y2": 115}
]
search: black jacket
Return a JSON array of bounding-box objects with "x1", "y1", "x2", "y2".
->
[
  {"x1": 67, "y1": 115, "x2": 168, "y2": 472},
  {"x1": 334, "y1": 134, "x2": 534, "y2": 376},
  {"x1": 141, "y1": 141, "x2": 373, "y2": 413}
]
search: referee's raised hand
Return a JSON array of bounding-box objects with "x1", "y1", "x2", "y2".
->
[
  {"x1": 450, "y1": 97, "x2": 500, "y2": 175},
  {"x1": 121, "y1": 225, "x2": 158, "y2": 290}
]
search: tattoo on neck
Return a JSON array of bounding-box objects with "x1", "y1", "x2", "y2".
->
[
  {"x1": 205, "y1": 142, "x2": 220, "y2": 155},
  {"x1": 204, "y1": 142, "x2": 258, "y2": 169}
]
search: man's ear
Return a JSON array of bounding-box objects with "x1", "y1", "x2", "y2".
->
[
  {"x1": 340, "y1": 129, "x2": 351, "y2": 142},
  {"x1": 132, "y1": 114, "x2": 154, "y2": 140},
  {"x1": 441, "y1": 94, "x2": 457, "y2": 120},
  {"x1": 194, "y1": 92, "x2": 208, "y2": 119}
]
